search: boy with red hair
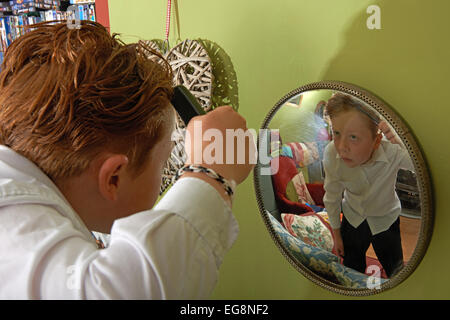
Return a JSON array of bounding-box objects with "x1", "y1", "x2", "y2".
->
[
  {"x1": 0, "y1": 21, "x2": 254, "y2": 299},
  {"x1": 323, "y1": 93, "x2": 413, "y2": 278}
]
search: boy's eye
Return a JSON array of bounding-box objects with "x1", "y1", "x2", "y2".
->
[
  {"x1": 333, "y1": 131, "x2": 340, "y2": 137},
  {"x1": 350, "y1": 135, "x2": 357, "y2": 141}
]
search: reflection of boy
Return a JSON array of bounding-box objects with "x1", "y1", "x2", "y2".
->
[{"x1": 322, "y1": 93, "x2": 414, "y2": 278}]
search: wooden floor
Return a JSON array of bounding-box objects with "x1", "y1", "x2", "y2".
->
[{"x1": 366, "y1": 216, "x2": 421, "y2": 263}]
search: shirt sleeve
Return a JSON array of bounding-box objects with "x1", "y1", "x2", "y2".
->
[
  {"x1": 397, "y1": 144, "x2": 415, "y2": 171},
  {"x1": 36, "y1": 177, "x2": 239, "y2": 299},
  {"x1": 322, "y1": 142, "x2": 344, "y2": 230}
]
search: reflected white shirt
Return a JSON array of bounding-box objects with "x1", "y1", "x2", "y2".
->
[
  {"x1": 0, "y1": 145, "x2": 239, "y2": 299},
  {"x1": 323, "y1": 140, "x2": 414, "y2": 235}
]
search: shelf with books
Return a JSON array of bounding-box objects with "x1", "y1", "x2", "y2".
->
[{"x1": 0, "y1": 0, "x2": 99, "y2": 64}]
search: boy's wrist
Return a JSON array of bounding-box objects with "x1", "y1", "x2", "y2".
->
[
  {"x1": 178, "y1": 172, "x2": 233, "y2": 207},
  {"x1": 332, "y1": 227, "x2": 342, "y2": 237}
]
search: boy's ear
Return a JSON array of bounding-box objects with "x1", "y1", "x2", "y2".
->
[
  {"x1": 374, "y1": 132, "x2": 382, "y2": 150},
  {"x1": 97, "y1": 154, "x2": 129, "y2": 202}
]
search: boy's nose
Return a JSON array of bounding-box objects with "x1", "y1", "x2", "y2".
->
[{"x1": 337, "y1": 139, "x2": 349, "y2": 154}]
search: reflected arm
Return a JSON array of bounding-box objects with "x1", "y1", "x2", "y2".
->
[
  {"x1": 322, "y1": 142, "x2": 344, "y2": 230},
  {"x1": 397, "y1": 144, "x2": 415, "y2": 172}
]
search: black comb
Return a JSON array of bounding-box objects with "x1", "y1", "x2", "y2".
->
[{"x1": 171, "y1": 85, "x2": 206, "y2": 124}]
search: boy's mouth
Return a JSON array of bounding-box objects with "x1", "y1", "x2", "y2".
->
[{"x1": 341, "y1": 156, "x2": 353, "y2": 164}]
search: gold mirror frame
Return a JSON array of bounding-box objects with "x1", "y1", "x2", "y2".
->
[{"x1": 253, "y1": 80, "x2": 434, "y2": 296}]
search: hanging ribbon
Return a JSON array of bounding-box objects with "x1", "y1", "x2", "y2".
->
[
  {"x1": 163, "y1": 0, "x2": 182, "y2": 53},
  {"x1": 163, "y1": 0, "x2": 172, "y2": 53}
]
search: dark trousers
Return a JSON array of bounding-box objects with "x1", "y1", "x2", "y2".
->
[{"x1": 341, "y1": 215, "x2": 404, "y2": 278}]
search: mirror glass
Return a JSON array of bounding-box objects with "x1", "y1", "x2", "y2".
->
[{"x1": 254, "y1": 81, "x2": 433, "y2": 295}]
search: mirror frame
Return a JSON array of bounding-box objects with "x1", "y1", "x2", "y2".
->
[{"x1": 253, "y1": 80, "x2": 434, "y2": 296}]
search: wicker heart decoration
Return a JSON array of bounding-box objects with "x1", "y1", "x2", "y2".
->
[{"x1": 141, "y1": 39, "x2": 214, "y2": 111}]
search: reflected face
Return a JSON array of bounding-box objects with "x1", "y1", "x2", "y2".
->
[{"x1": 331, "y1": 110, "x2": 380, "y2": 168}]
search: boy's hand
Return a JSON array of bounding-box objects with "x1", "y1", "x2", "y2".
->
[
  {"x1": 184, "y1": 106, "x2": 256, "y2": 185},
  {"x1": 379, "y1": 120, "x2": 401, "y2": 145},
  {"x1": 333, "y1": 228, "x2": 345, "y2": 258}
]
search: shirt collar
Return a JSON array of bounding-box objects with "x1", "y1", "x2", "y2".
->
[
  {"x1": 0, "y1": 145, "x2": 94, "y2": 241},
  {"x1": 362, "y1": 142, "x2": 389, "y2": 166}
]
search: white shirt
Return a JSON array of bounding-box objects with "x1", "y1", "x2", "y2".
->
[
  {"x1": 323, "y1": 140, "x2": 414, "y2": 235},
  {"x1": 0, "y1": 145, "x2": 238, "y2": 299}
]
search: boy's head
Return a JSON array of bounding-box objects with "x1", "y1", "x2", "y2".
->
[
  {"x1": 325, "y1": 93, "x2": 382, "y2": 168},
  {"x1": 0, "y1": 21, "x2": 174, "y2": 181},
  {"x1": 0, "y1": 21, "x2": 175, "y2": 232}
]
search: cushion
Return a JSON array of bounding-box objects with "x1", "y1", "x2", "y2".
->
[
  {"x1": 290, "y1": 171, "x2": 315, "y2": 205},
  {"x1": 282, "y1": 142, "x2": 320, "y2": 168},
  {"x1": 285, "y1": 178, "x2": 300, "y2": 203},
  {"x1": 270, "y1": 140, "x2": 281, "y2": 158},
  {"x1": 330, "y1": 261, "x2": 388, "y2": 289},
  {"x1": 271, "y1": 156, "x2": 314, "y2": 214},
  {"x1": 306, "y1": 183, "x2": 326, "y2": 207},
  {"x1": 281, "y1": 212, "x2": 334, "y2": 253},
  {"x1": 267, "y1": 212, "x2": 340, "y2": 280},
  {"x1": 316, "y1": 211, "x2": 331, "y2": 223}
]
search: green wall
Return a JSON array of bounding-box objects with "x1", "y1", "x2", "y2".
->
[{"x1": 108, "y1": 0, "x2": 450, "y2": 299}]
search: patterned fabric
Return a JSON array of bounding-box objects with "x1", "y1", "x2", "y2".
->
[
  {"x1": 285, "y1": 178, "x2": 300, "y2": 203},
  {"x1": 330, "y1": 261, "x2": 388, "y2": 289},
  {"x1": 268, "y1": 212, "x2": 388, "y2": 288},
  {"x1": 290, "y1": 171, "x2": 315, "y2": 205},
  {"x1": 281, "y1": 213, "x2": 334, "y2": 252},
  {"x1": 270, "y1": 156, "x2": 316, "y2": 215},
  {"x1": 173, "y1": 165, "x2": 236, "y2": 197},
  {"x1": 280, "y1": 144, "x2": 293, "y2": 159},
  {"x1": 317, "y1": 211, "x2": 330, "y2": 223},
  {"x1": 271, "y1": 141, "x2": 281, "y2": 158},
  {"x1": 304, "y1": 142, "x2": 320, "y2": 165},
  {"x1": 284, "y1": 171, "x2": 315, "y2": 205},
  {"x1": 268, "y1": 213, "x2": 339, "y2": 279},
  {"x1": 282, "y1": 142, "x2": 320, "y2": 167}
]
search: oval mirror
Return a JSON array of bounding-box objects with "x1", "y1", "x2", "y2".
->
[{"x1": 254, "y1": 81, "x2": 433, "y2": 295}]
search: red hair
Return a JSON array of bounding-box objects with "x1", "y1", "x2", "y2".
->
[
  {"x1": 325, "y1": 93, "x2": 380, "y2": 137},
  {"x1": 0, "y1": 21, "x2": 173, "y2": 180}
]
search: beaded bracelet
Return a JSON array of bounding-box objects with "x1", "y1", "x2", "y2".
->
[{"x1": 172, "y1": 165, "x2": 236, "y2": 197}]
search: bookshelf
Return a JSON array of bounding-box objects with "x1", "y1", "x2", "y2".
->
[{"x1": 0, "y1": 0, "x2": 109, "y2": 64}]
